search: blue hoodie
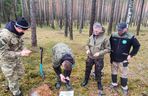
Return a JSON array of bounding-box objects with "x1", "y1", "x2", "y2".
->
[{"x1": 5, "y1": 21, "x2": 24, "y2": 37}]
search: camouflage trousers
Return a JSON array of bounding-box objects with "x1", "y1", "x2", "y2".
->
[
  {"x1": 0, "y1": 60, "x2": 25, "y2": 95},
  {"x1": 111, "y1": 60, "x2": 128, "y2": 78}
]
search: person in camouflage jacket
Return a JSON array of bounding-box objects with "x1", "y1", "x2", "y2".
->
[
  {"x1": 52, "y1": 43, "x2": 75, "y2": 90},
  {"x1": 0, "y1": 17, "x2": 31, "y2": 96}
]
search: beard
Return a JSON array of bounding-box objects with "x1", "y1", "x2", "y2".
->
[{"x1": 118, "y1": 31, "x2": 126, "y2": 36}]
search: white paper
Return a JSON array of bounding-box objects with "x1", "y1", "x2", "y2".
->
[{"x1": 59, "y1": 90, "x2": 74, "y2": 96}]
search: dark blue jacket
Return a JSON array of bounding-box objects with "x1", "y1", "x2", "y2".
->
[{"x1": 110, "y1": 32, "x2": 140, "y2": 62}]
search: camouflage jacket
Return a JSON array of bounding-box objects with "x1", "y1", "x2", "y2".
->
[
  {"x1": 52, "y1": 43, "x2": 74, "y2": 68},
  {"x1": 0, "y1": 29, "x2": 24, "y2": 63},
  {"x1": 86, "y1": 33, "x2": 110, "y2": 59}
]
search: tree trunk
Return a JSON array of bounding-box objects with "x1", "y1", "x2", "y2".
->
[
  {"x1": 59, "y1": 0, "x2": 64, "y2": 29},
  {"x1": 0, "y1": 0, "x2": 2, "y2": 28},
  {"x1": 64, "y1": 0, "x2": 68, "y2": 37},
  {"x1": 13, "y1": 0, "x2": 17, "y2": 20},
  {"x1": 101, "y1": 0, "x2": 106, "y2": 24},
  {"x1": 46, "y1": 0, "x2": 50, "y2": 26},
  {"x1": 30, "y1": 0, "x2": 37, "y2": 47},
  {"x1": 126, "y1": 0, "x2": 134, "y2": 28},
  {"x1": 98, "y1": 0, "x2": 103, "y2": 23},
  {"x1": 69, "y1": 0, "x2": 73, "y2": 40},
  {"x1": 113, "y1": 0, "x2": 120, "y2": 31},
  {"x1": 77, "y1": 0, "x2": 80, "y2": 29},
  {"x1": 52, "y1": 0, "x2": 56, "y2": 19},
  {"x1": 136, "y1": 0, "x2": 145, "y2": 35},
  {"x1": 107, "y1": 0, "x2": 115, "y2": 35},
  {"x1": 51, "y1": 0, "x2": 56, "y2": 29},
  {"x1": 89, "y1": 0, "x2": 97, "y2": 36},
  {"x1": 79, "y1": 0, "x2": 85, "y2": 33},
  {"x1": 21, "y1": 0, "x2": 29, "y2": 19}
]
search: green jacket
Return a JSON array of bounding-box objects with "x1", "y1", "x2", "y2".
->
[{"x1": 86, "y1": 33, "x2": 110, "y2": 59}]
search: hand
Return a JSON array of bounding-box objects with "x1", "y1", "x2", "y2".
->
[
  {"x1": 60, "y1": 74, "x2": 66, "y2": 83},
  {"x1": 20, "y1": 49, "x2": 32, "y2": 56},
  {"x1": 127, "y1": 55, "x2": 131, "y2": 61},
  {"x1": 65, "y1": 76, "x2": 70, "y2": 81},
  {"x1": 93, "y1": 52, "x2": 100, "y2": 57},
  {"x1": 65, "y1": 76, "x2": 70, "y2": 83},
  {"x1": 86, "y1": 50, "x2": 90, "y2": 55}
]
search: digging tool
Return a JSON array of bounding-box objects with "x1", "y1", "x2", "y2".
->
[{"x1": 39, "y1": 47, "x2": 45, "y2": 80}]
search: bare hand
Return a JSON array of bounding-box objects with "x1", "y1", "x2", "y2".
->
[
  {"x1": 127, "y1": 55, "x2": 131, "y2": 61},
  {"x1": 21, "y1": 49, "x2": 32, "y2": 56},
  {"x1": 93, "y1": 52, "x2": 100, "y2": 57},
  {"x1": 65, "y1": 76, "x2": 70, "y2": 81},
  {"x1": 86, "y1": 50, "x2": 90, "y2": 55},
  {"x1": 65, "y1": 77, "x2": 70, "y2": 83},
  {"x1": 60, "y1": 74, "x2": 66, "y2": 83}
]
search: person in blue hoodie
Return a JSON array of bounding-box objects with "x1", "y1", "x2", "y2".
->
[{"x1": 0, "y1": 17, "x2": 31, "y2": 96}]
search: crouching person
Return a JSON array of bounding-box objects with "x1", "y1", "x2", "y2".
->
[
  {"x1": 52, "y1": 43, "x2": 75, "y2": 90},
  {"x1": 81, "y1": 22, "x2": 110, "y2": 96}
]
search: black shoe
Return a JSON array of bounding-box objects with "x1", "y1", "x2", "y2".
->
[
  {"x1": 55, "y1": 81, "x2": 61, "y2": 89},
  {"x1": 81, "y1": 80, "x2": 88, "y2": 87},
  {"x1": 65, "y1": 82, "x2": 73, "y2": 90},
  {"x1": 110, "y1": 83, "x2": 118, "y2": 89},
  {"x1": 14, "y1": 92, "x2": 23, "y2": 96}
]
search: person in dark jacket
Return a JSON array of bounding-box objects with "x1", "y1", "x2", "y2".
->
[
  {"x1": 110, "y1": 22, "x2": 140, "y2": 95},
  {"x1": 52, "y1": 43, "x2": 75, "y2": 90}
]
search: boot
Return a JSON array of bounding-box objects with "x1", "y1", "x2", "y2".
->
[
  {"x1": 65, "y1": 82, "x2": 73, "y2": 90},
  {"x1": 13, "y1": 91, "x2": 23, "y2": 96},
  {"x1": 55, "y1": 81, "x2": 61, "y2": 89}
]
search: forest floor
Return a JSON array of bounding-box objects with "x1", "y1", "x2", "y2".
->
[{"x1": 0, "y1": 25, "x2": 148, "y2": 96}]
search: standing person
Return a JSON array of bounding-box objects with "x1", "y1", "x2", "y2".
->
[
  {"x1": 110, "y1": 22, "x2": 140, "y2": 95},
  {"x1": 81, "y1": 22, "x2": 110, "y2": 96},
  {"x1": 52, "y1": 43, "x2": 75, "y2": 90},
  {"x1": 0, "y1": 17, "x2": 31, "y2": 96}
]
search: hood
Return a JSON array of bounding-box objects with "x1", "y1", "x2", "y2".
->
[
  {"x1": 5, "y1": 21, "x2": 24, "y2": 37},
  {"x1": 61, "y1": 54, "x2": 75, "y2": 65}
]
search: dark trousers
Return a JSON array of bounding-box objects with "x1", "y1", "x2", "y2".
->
[{"x1": 84, "y1": 57, "x2": 104, "y2": 90}]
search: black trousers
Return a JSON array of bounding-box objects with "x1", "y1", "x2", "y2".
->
[{"x1": 84, "y1": 57, "x2": 104, "y2": 90}]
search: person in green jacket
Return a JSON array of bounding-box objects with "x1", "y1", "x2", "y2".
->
[{"x1": 81, "y1": 22, "x2": 110, "y2": 96}]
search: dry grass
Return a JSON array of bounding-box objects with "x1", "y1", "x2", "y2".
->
[{"x1": 0, "y1": 26, "x2": 148, "y2": 96}]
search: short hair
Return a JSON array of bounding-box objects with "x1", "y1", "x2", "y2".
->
[
  {"x1": 62, "y1": 60, "x2": 72, "y2": 71},
  {"x1": 93, "y1": 22, "x2": 102, "y2": 29}
]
